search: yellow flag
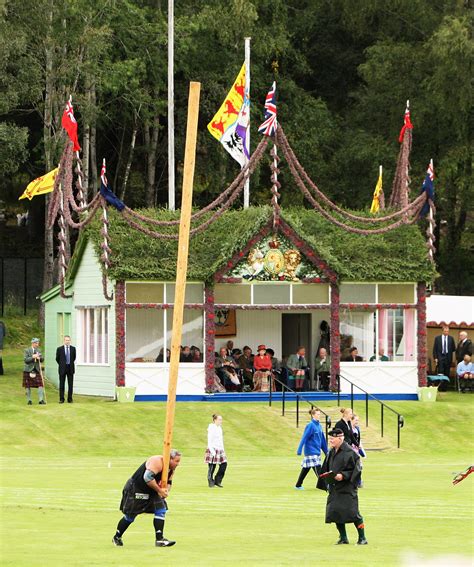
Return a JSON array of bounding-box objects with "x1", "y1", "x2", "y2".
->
[
  {"x1": 19, "y1": 168, "x2": 59, "y2": 200},
  {"x1": 207, "y1": 63, "x2": 249, "y2": 167},
  {"x1": 370, "y1": 171, "x2": 383, "y2": 214}
]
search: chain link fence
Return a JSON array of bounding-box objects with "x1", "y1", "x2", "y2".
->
[{"x1": 0, "y1": 258, "x2": 44, "y2": 316}]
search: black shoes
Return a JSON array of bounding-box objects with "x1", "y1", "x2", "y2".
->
[
  {"x1": 208, "y1": 479, "x2": 215, "y2": 487},
  {"x1": 214, "y1": 483, "x2": 223, "y2": 488},
  {"x1": 357, "y1": 538, "x2": 368, "y2": 545},
  {"x1": 59, "y1": 400, "x2": 65, "y2": 404},
  {"x1": 27, "y1": 400, "x2": 32, "y2": 405},
  {"x1": 39, "y1": 400, "x2": 46, "y2": 405},
  {"x1": 336, "y1": 538, "x2": 349, "y2": 545},
  {"x1": 112, "y1": 535, "x2": 123, "y2": 546},
  {"x1": 156, "y1": 538, "x2": 176, "y2": 547}
]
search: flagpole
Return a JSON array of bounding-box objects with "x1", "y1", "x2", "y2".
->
[
  {"x1": 243, "y1": 37, "x2": 251, "y2": 209},
  {"x1": 68, "y1": 96, "x2": 86, "y2": 208},
  {"x1": 168, "y1": 0, "x2": 175, "y2": 210},
  {"x1": 427, "y1": 158, "x2": 435, "y2": 262}
]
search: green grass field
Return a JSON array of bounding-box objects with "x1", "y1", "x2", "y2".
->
[{"x1": 1, "y1": 318, "x2": 473, "y2": 566}]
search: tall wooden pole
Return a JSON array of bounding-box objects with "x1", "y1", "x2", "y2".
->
[
  {"x1": 162, "y1": 81, "x2": 201, "y2": 486},
  {"x1": 168, "y1": 0, "x2": 175, "y2": 210}
]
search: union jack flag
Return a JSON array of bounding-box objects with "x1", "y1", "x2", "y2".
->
[{"x1": 258, "y1": 82, "x2": 277, "y2": 137}]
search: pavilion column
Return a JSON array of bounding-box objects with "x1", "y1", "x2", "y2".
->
[
  {"x1": 115, "y1": 280, "x2": 126, "y2": 387},
  {"x1": 416, "y1": 282, "x2": 427, "y2": 387},
  {"x1": 330, "y1": 282, "x2": 340, "y2": 391},
  {"x1": 204, "y1": 285, "x2": 216, "y2": 392}
]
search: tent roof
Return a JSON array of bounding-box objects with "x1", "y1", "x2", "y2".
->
[{"x1": 426, "y1": 295, "x2": 474, "y2": 327}]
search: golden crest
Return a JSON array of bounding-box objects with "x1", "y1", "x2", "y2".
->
[{"x1": 264, "y1": 248, "x2": 285, "y2": 275}]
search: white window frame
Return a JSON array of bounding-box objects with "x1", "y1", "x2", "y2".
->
[{"x1": 76, "y1": 306, "x2": 109, "y2": 366}]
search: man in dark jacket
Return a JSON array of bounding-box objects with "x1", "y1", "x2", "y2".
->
[
  {"x1": 317, "y1": 428, "x2": 367, "y2": 545},
  {"x1": 55, "y1": 335, "x2": 76, "y2": 403},
  {"x1": 432, "y1": 326, "x2": 456, "y2": 390}
]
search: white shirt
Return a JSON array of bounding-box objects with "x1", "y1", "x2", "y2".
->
[{"x1": 207, "y1": 423, "x2": 224, "y2": 452}]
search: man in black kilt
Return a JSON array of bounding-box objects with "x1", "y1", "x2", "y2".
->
[
  {"x1": 113, "y1": 450, "x2": 181, "y2": 547},
  {"x1": 317, "y1": 428, "x2": 368, "y2": 545}
]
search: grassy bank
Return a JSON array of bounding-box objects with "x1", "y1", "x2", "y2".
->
[{"x1": 1, "y1": 315, "x2": 473, "y2": 566}]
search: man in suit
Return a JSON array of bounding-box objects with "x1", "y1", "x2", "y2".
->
[
  {"x1": 455, "y1": 331, "x2": 472, "y2": 364},
  {"x1": 432, "y1": 325, "x2": 456, "y2": 391},
  {"x1": 56, "y1": 335, "x2": 76, "y2": 403}
]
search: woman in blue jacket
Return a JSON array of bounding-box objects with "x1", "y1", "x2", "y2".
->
[{"x1": 295, "y1": 407, "x2": 328, "y2": 489}]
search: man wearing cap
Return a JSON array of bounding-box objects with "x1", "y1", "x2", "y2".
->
[
  {"x1": 56, "y1": 335, "x2": 76, "y2": 403},
  {"x1": 317, "y1": 428, "x2": 367, "y2": 545},
  {"x1": 23, "y1": 338, "x2": 45, "y2": 405}
]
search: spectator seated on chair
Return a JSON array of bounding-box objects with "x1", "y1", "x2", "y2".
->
[
  {"x1": 253, "y1": 345, "x2": 273, "y2": 392},
  {"x1": 457, "y1": 354, "x2": 473, "y2": 393},
  {"x1": 215, "y1": 347, "x2": 242, "y2": 392},
  {"x1": 314, "y1": 347, "x2": 331, "y2": 391},
  {"x1": 190, "y1": 345, "x2": 202, "y2": 363},
  {"x1": 369, "y1": 348, "x2": 389, "y2": 362},
  {"x1": 238, "y1": 346, "x2": 254, "y2": 391},
  {"x1": 180, "y1": 345, "x2": 193, "y2": 362},
  {"x1": 344, "y1": 346, "x2": 363, "y2": 362},
  {"x1": 155, "y1": 348, "x2": 170, "y2": 362},
  {"x1": 286, "y1": 346, "x2": 309, "y2": 392}
]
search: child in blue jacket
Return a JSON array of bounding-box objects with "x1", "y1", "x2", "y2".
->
[{"x1": 295, "y1": 407, "x2": 328, "y2": 489}]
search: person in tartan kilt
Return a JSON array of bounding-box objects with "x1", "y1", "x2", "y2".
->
[
  {"x1": 205, "y1": 414, "x2": 227, "y2": 487},
  {"x1": 112, "y1": 450, "x2": 181, "y2": 547},
  {"x1": 23, "y1": 338, "x2": 45, "y2": 405},
  {"x1": 295, "y1": 407, "x2": 328, "y2": 489}
]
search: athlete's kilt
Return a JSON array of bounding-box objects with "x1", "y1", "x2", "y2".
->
[
  {"x1": 301, "y1": 454, "x2": 322, "y2": 468},
  {"x1": 22, "y1": 371, "x2": 43, "y2": 388},
  {"x1": 119, "y1": 478, "x2": 168, "y2": 516},
  {"x1": 204, "y1": 448, "x2": 227, "y2": 464}
]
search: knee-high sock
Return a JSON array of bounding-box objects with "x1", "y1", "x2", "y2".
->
[
  {"x1": 154, "y1": 517, "x2": 165, "y2": 540},
  {"x1": 38, "y1": 387, "x2": 44, "y2": 401},
  {"x1": 115, "y1": 516, "x2": 133, "y2": 537},
  {"x1": 355, "y1": 519, "x2": 365, "y2": 540},
  {"x1": 336, "y1": 523, "x2": 347, "y2": 539},
  {"x1": 26, "y1": 388, "x2": 32, "y2": 402},
  {"x1": 295, "y1": 467, "x2": 311, "y2": 487}
]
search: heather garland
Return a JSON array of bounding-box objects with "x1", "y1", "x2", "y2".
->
[
  {"x1": 417, "y1": 282, "x2": 427, "y2": 387},
  {"x1": 204, "y1": 286, "x2": 216, "y2": 392},
  {"x1": 330, "y1": 283, "x2": 340, "y2": 390},
  {"x1": 276, "y1": 128, "x2": 425, "y2": 224},
  {"x1": 115, "y1": 281, "x2": 126, "y2": 387},
  {"x1": 280, "y1": 133, "x2": 425, "y2": 235}
]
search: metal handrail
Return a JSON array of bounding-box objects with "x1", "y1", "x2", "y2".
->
[
  {"x1": 269, "y1": 375, "x2": 332, "y2": 437},
  {"x1": 336, "y1": 373, "x2": 405, "y2": 448}
]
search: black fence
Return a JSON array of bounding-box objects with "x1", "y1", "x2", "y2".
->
[{"x1": 0, "y1": 257, "x2": 44, "y2": 316}]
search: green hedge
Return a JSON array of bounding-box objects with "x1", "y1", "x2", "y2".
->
[{"x1": 82, "y1": 205, "x2": 436, "y2": 283}]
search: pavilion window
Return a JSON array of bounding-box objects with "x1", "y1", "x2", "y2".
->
[
  {"x1": 379, "y1": 308, "x2": 416, "y2": 362},
  {"x1": 77, "y1": 307, "x2": 109, "y2": 364},
  {"x1": 340, "y1": 310, "x2": 376, "y2": 361},
  {"x1": 126, "y1": 309, "x2": 164, "y2": 362}
]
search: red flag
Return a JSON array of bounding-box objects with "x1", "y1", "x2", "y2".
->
[
  {"x1": 61, "y1": 100, "x2": 81, "y2": 152},
  {"x1": 398, "y1": 101, "x2": 413, "y2": 143}
]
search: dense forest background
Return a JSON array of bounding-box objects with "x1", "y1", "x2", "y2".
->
[{"x1": 0, "y1": 0, "x2": 472, "y2": 295}]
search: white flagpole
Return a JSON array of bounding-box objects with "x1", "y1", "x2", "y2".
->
[
  {"x1": 428, "y1": 158, "x2": 435, "y2": 262},
  {"x1": 168, "y1": 0, "x2": 175, "y2": 210},
  {"x1": 244, "y1": 37, "x2": 251, "y2": 209}
]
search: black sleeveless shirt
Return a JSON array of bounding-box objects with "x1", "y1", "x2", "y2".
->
[{"x1": 130, "y1": 460, "x2": 173, "y2": 494}]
